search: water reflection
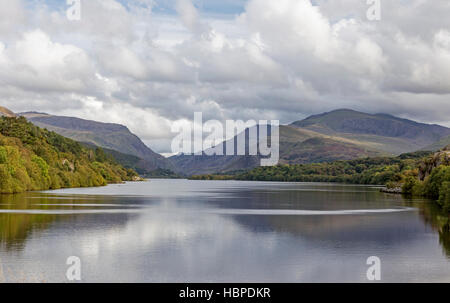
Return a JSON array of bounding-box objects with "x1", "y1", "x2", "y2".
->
[
  {"x1": 0, "y1": 180, "x2": 449, "y2": 282},
  {"x1": 0, "y1": 193, "x2": 141, "y2": 251},
  {"x1": 413, "y1": 200, "x2": 450, "y2": 258}
]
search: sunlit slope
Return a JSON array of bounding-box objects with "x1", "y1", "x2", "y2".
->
[
  {"x1": 291, "y1": 109, "x2": 450, "y2": 154},
  {"x1": 0, "y1": 116, "x2": 137, "y2": 194}
]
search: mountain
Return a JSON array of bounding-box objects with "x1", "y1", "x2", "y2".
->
[
  {"x1": 14, "y1": 108, "x2": 450, "y2": 177},
  {"x1": 20, "y1": 112, "x2": 174, "y2": 174},
  {"x1": 0, "y1": 115, "x2": 137, "y2": 194},
  {"x1": 291, "y1": 109, "x2": 450, "y2": 154},
  {"x1": 171, "y1": 124, "x2": 387, "y2": 176},
  {"x1": 171, "y1": 109, "x2": 450, "y2": 176}
]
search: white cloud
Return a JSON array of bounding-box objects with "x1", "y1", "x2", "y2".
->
[
  {"x1": 0, "y1": 0, "x2": 449, "y2": 153},
  {"x1": 0, "y1": 29, "x2": 95, "y2": 92}
]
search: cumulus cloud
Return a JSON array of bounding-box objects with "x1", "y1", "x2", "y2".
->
[
  {"x1": 0, "y1": 0, "x2": 449, "y2": 153},
  {"x1": 0, "y1": 30, "x2": 95, "y2": 92}
]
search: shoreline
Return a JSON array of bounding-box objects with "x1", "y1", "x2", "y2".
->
[
  {"x1": 0, "y1": 179, "x2": 145, "y2": 196},
  {"x1": 380, "y1": 187, "x2": 403, "y2": 194}
]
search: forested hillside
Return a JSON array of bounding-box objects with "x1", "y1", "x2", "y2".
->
[{"x1": 0, "y1": 116, "x2": 138, "y2": 194}]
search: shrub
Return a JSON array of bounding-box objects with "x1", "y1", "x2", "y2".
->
[
  {"x1": 438, "y1": 181, "x2": 450, "y2": 211},
  {"x1": 402, "y1": 177, "x2": 419, "y2": 195}
]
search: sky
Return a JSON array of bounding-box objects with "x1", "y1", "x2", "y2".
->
[{"x1": 0, "y1": 0, "x2": 449, "y2": 153}]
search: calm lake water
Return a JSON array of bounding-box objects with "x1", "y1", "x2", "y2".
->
[{"x1": 0, "y1": 179, "x2": 449, "y2": 282}]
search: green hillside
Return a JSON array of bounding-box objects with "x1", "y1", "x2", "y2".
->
[{"x1": 0, "y1": 116, "x2": 138, "y2": 194}]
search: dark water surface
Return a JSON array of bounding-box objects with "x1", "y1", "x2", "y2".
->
[{"x1": 0, "y1": 179, "x2": 449, "y2": 282}]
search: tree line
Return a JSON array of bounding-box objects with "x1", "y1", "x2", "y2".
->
[
  {"x1": 0, "y1": 116, "x2": 137, "y2": 194},
  {"x1": 191, "y1": 150, "x2": 450, "y2": 211}
]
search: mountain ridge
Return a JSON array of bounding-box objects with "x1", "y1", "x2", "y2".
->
[
  {"x1": 290, "y1": 109, "x2": 450, "y2": 154},
  {"x1": 20, "y1": 112, "x2": 174, "y2": 173},
  {"x1": 171, "y1": 109, "x2": 450, "y2": 175},
  {"x1": 292, "y1": 109, "x2": 450, "y2": 141}
]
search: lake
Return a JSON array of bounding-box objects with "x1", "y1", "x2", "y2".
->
[{"x1": 0, "y1": 179, "x2": 449, "y2": 282}]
